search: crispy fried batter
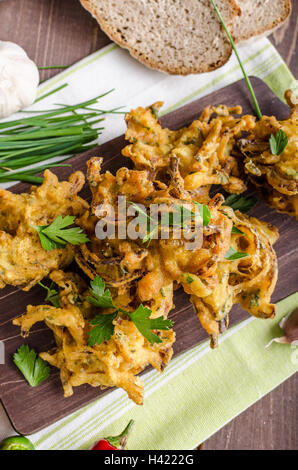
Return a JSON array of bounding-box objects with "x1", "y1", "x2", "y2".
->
[
  {"x1": 122, "y1": 102, "x2": 255, "y2": 194},
  {"x1": 238, "y1": 90, "x2": 298, "y2": 218},
  {"x1": 13, "y1": 271, "x2": 175, "y2": 404},
  {"x1": 189, "y1": 208, "x2": 278, "y2": 347},
  {"x1": 0, "y1": 170, "x2": 88, "y2": 290},
  {"x1": 79, "y1": 156, "x2": 278, "y2": 348}
]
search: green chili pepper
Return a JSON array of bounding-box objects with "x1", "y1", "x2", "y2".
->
[{"x1": 0, "y1": 436, "x2": 35, "y2": 450}]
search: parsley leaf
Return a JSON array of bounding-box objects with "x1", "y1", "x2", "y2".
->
[
  {"x1": 193, "y1": 202, "x2": 211, "y2": 227},
  {"x1": 33, "y1": 226, "x2": 57, "y2": 251},
  {"x1": 86, "y1": 276, "x2": 115, "y2": 309},
  {"x1": 32, "y1": 215, "x2": 89, "y2": 251},
  {"x1": 224, "y1": 246, "x2": 249, "y2": 260},
  {"x1": 269, "y1": 129, "x2": 288, "y2": 156},
  {"x1": 186, "y1": 275, "x2": 194, "y2": 284},
  {"x1": 13, "y1": 345, "x2": 50, "y2": 387},
  {"x1": 88, "y1": 312, "x2": 118, "y2": 346},
  {"x1": 231, "y1": 224, "x2": 244, "y2": 235},
  {"x1": 225, "y1": 194, "x2": 258, "y2": 213},
  {"x1": 169, "y1": 203, "x2": 210, "y2": 228},
  {"x1": 86, "y1": 275, "x2": 174, "y2": 346},
  {"x1": 128, "y1": 305, "x2": 173, "y2": 344},
  {"x1": 38, "y1": 281, "x2": 60, "y2": 308},
  {"x1": 150, "y1": 105, "x2": 159, "y2": 119}
]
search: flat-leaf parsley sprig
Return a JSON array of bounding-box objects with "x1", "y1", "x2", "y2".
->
[
  {"x1": 38, "y1": 281, "x2": 60, "y2": 307},
  {"x1": 225, "y1": 246, "x2": 249, "y2": 260},
  {"x1": 225, "y1": 194, "x2": 258, "y2": 213},
  {"x1": 87, "y1": 276, "x2": 173, "y2": 346},
  {"x1": 32, "y1": 214, "x2": 89, "y2": 251},
  {"x1": 13, "y1": 345, "x2": 50, "y2": 387},
  {"x1": 269, "y1": 129, "x2": 288, "y2": 156}
]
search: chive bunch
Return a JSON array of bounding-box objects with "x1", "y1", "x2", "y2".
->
[{"x1": 0, "y1": 86, "x2": 121, "y2": 184}]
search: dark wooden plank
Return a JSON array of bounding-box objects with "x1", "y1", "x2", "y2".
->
[{"x1": 0, "y1": 78, "x2": 297, "y2": 438}]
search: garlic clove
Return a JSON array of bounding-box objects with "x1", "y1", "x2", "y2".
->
[
  {"x1": 266, "y1": 307, "x2": 298, "y2": 347},
  {"x1": 0, "y1": 41, "x2": 39, "y2": 118}
]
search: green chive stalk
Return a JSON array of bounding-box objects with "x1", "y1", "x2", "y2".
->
[
  {"x1": 0, "y1": 88, "x2": 120, "y2": 184},
  {"x1": 210, "y1": 0, "x2": 262, "y2": 119},
  {"x1": 38, "y1": 66, "x2": 69, "y2": 70}
]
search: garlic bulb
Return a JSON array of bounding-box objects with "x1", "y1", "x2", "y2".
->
[{"x1": 0, "y1": 41, "x2": 39, "y2": 118}]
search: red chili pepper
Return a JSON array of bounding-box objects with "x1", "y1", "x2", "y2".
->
[{"x1": 90, "y1": 420, "x2": 134, "y2": 450}]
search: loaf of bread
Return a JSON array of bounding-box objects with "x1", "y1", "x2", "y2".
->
[
  {"x1": 80, "y1": 0, "x2": 240, "y2": 74},
  {"x1": 232, "y1": 0, "x2": 291, "y2": 43}
]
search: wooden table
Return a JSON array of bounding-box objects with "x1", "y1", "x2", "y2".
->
[{"x1": 0, "y1": 0, "x2": 297, "y2": 450}]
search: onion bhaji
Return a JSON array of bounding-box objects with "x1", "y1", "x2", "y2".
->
[
  {"x1": 122, "y1": 101, "x2": 255, "y2": 195},
  {"x1": 238, "y1": 90, "x2": 298, "y2": 218},
  {"x1": 0, "y1": 170, "x2": 88, "y2": 290},
  {"x1": 12, "y1": 98, "x2": 284, "y2": 403},
  {"x1": 77, "y1": 156, "x2": 278, "y2": 350},
  {"x1": 13, "y1": 270, "x2": 175, "y2": 404}
]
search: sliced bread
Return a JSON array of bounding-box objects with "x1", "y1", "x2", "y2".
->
[
  {"x1": 79, "y1": 0, "x2": 240, "y2": 75},
  {"x1": 232, "y1": 0, "x2": 292, "y2": 43}
]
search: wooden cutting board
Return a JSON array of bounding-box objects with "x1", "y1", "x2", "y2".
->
[{"x1": 0, "y1": 77, "x2": 296, "y2": 436}]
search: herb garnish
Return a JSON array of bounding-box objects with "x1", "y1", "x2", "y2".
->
[
  {"x1": 38, "y1": 281, "x2": 60, "y2": 308},
  {"x1": 86, "y1": 276, "x2": 115, "y2": 309},
  {"x1": 225, "y1": 247, "x2": 249, "y2": 260},
  {"x1": 150, "y1": 106, "x2": 159, "y2": 119},
  {"x1": 88, "y1": 312, "x2": 118, "y2": 346},
  {"x1": 225, "y1": 194, "x2": 258, "y2": 213},
  {"x1": 129, "y1": 305, "x2": 172, "y2": 344},
  {"x1": 194, "y1": 202, "x2": 211, "y2": 227},
  {"x1": 269, "y1": 129, "x2": 288, "y2": 156},
  {"x1": 186, "y1": 275, "x2": 194, "y2": 284},
  {"x1": 87, "y1": 276, "x2": 173, "y2": 345},
  {"x1": 231, "y1": 225, "x2": 244, "y2": 235},
  {"x1": 13, "y1": 345, "x2": 50, "y2": 387},
  {"x1": 32, "y1": 215, "x2": 89, "y2": 251}
]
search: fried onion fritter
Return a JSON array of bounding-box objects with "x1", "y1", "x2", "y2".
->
[
  {"x1": 189, "y1": 208, "x2": 278, "y2": 347},
  {"x1": 77, "y1": 156, "x2": 278, "y2": 349},
  {"x1": 122, "y1": 101, "x2": 255, "y2": 195},
  {"x1": 13, "y1": 270, "x2": 175, "y2": 404},
  {"x1": 238, "y1": 90, "x2": 298, "y2": 218},
  {"x1": 0, "y1": 170, "x2": 88, "y2": 290}
]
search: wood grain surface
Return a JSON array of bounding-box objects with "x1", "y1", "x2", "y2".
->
[{"x1": 0, "y1": 0, "x2": 297, "y2": 448}]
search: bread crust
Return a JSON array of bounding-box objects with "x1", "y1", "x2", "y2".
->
[
  {"x1": 233, "y1": 0, "x2": 292, "y2": 43},
  {"x1": 79, "y1": 0, "x2": 239, "y2": 75}
]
